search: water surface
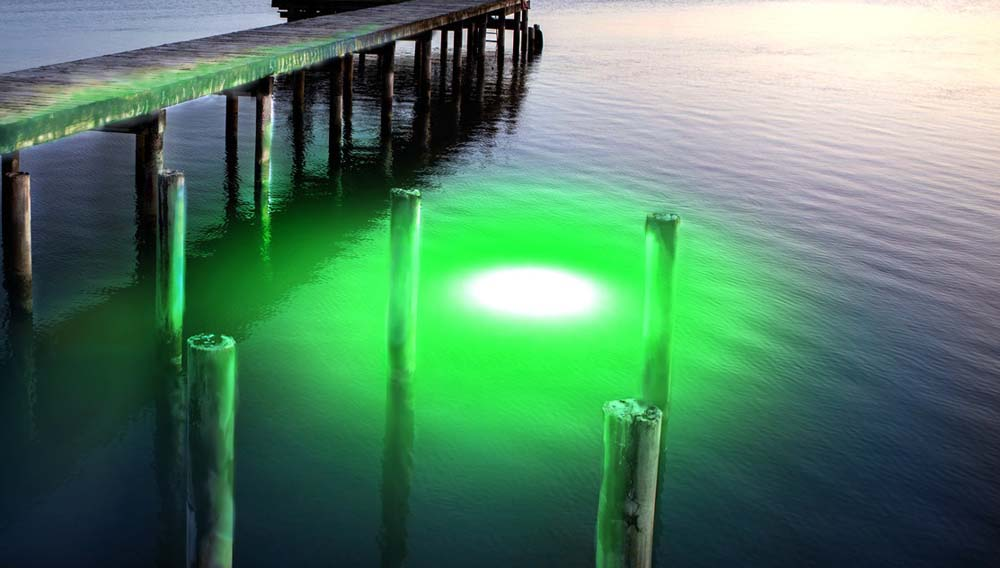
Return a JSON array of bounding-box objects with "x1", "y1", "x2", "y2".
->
[{"x1": 1, "y1": 1, "x2": 999, "y2": 566}]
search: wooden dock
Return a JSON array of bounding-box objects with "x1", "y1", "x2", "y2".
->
[{"x1": 0, "y1": 0, "x2": 533, "y2": 155}]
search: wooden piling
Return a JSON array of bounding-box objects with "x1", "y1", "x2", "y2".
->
[
  {"x1": 155, "y1": 170, "x2": 189, "y2": 568},
  {"x1": 417, "y1": 32, "x2": 433, "y2": 104},
  {"x1": 135, "y1": 111, "x2": 166, "y2": 279},
  {"x1": 439, "y1": 29, "x2": 449, "y2": 78},
  {"x1": 224, "y1": 94, "x2": 239, "y2": 159},
  {"x1": 388, "y1": 188, "x2": 421, "y2": 379},
  {"x1": 156, "y1": 171, "x2": 186, "y2": 365},
  {"x1": 358, "y1": 52, "x2": 366, "y2": 77},
  {"x1": 187, "y1": 333, "x2": 237, "y2": 568},
  {"x1": 640, "y1": 213, "x2": 680, "y2": 416},
  {"x1": 343, "y1": 53, "x2": 355, "y2": 120},
  {"x1": 2, "y1": 171, "x2": 32, "y2": 315},
  {"x1": 476, "y1": 14, "x2": 488, "y2": 75},
  {"x1": 527, "y1": 25, "x2": 535, "y2": 57},
  {"x1": 1, "y1": 151, "x2": 19, "y2": 195},
  {"x1": 496, "y1": 10, "x2": 506, "y2": 64},
  {"x1": 512, "y1": 9, "x2": 521, "y2": 61},
  {"x1": 254, "y1": 77, "x2": 274, "y2": 202},
  {"x1": 292, "y1": 71, "x2": 307, "y2": 178},
  {"x1": 328, "y1": 57, "x2": 344, "y2": 168},
  {"x1": 380, "y1": 43, "x2": 397, "y2": 138},
  {"x1": 452, "y1": 24, "x2": 464, "y2": 92},
  {"x1": 465, "y1": 22, "x2": 477, "y2": 81},
  {"x1": 521, "y1": 6, "x2": 529, "y2": 57},
  {"x1": 596, "y1": 399, "x2": 663, "y2": 568}
]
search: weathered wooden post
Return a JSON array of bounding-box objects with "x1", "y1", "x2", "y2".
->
[
  {"x1": 292, "y1": 70, "x2": 306, "y2": 179},
  {"x1": 2, "y1": 171, "x2": 32, "y2": 315},
  {"x1": 380, "y1": 188, "x2": 421, "y2": 567},
  {"x1": 476, "y1": 14, "x2": 488, "y2": 76},
  {"x1": 496, "y1": 10, "x2": 506, "y2": 64},
  {"x1": 596, "y1": 399, "x2": 663, "y2": 568},
  {"x1": 533, "y1": 24, "x2": 544, "y2": 53},
  {"x1": 528, "y1": 25, "x2": 536, "y2": 57},
  {"x1": 452, "y1": 24, "x2": 464, "y2": 92},
  {"x1": 358, "y1": 52, "x2": 366, "y2": 77},
  {"x1": 640, "y1": 213, "x2": 680, "y2": 417},
  {"x1": 343, "y1": 53, "x2": 355, "y2": 120},
  {"x1": 254, "y1": 77, "x2": 274, "y2": 201},
  {"x1": 1, "y1": 151, "x2": 19, "y2": 195},
  {"x1": 513, "y1": 9, "x2": 521, "y2": 61},
  {"x1": 417, "y1": 32, "x2": 433, "y2": 105},
  {"x1": 465, "y1": 22, "x2": 477, "y2": 85},
  {"x1": 380, "y1": 42, "x2": 396, "y2": 137},
  {"x1": 439, "y1": 29, "x2": 449, "y2": 79},
  {"x1": 156, "y1": 171, "x2": 186, "y2": 365},
  {"x1": 521, "y1": 5, "x2": 529, "y2": 57},
  {"x1": 188, "y1": 333, "x2": 238, "y2": 568},
  {"x1": 154, "y1": 170, "x2": 189, "y2": 568},
  {"x1": 224, "y1": 94, "x2": 239, "y2": 196},
  {"x1": 135, "y1": 111, "x2": 166, "y2": 281},
  {"x1": 329, "y1": 57, "x2": 345, "y2": 169}
]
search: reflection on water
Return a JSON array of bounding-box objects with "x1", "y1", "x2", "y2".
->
[{"x1": 2, "y1": 1, "x2": 1000, "y2": 566}]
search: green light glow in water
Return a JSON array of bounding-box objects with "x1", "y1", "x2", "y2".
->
[{"x1": 462, "y1": 266, "x2": 602, "y2": 319}]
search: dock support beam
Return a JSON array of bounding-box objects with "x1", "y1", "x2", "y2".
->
[
  {"x1": 292, "y1": 70, "x2": 306, "y2": 177},
  {"x1": 416, "y1": 32, "x2": 432, "y2": 105},
  {"x1": 452, "y1": 25, "x2": 464, "y2": 92},
  {"x1": 343, "y1": 54, "x2": 355, "y2": 120},
  {"x1": 477, "y1": 14, "x2": 488, "y2": 75},
  {"x1": 188, "y1": 333, "x2": 238, "y2": 568},
  {"x1": 255, "y1": 77, "x2": 274, "y2": 206},
  {"x1": 380, "y1": 43, "x2": 396, "y2": 138},
  {"x1": 439, "y1": 29, "x2": 449, "y2": 82},
  {"x1": 225, "y1": 94, "x2": 239, "y2": 171},
  {"x1": 521, "y1": 6, "x2": 530, "y2": 57},
  {"x1": 513, "y1": 9, "x2": 521, "y2": 61},
  {"x1": 496, "y1": 10, "x2": 506, "y2": 65},
  {"x1": 465, "y1": 22, "x2": 477, "y2": 82},
  {"x1": 2, "y1": 171, "x2": 32, "y2": 315},
  {"x1": 329, "y1": 57, "x2": 345, "y2": 169},
  {"x1": 596, "y1": 399, "x2": 663, "y2": 568}
]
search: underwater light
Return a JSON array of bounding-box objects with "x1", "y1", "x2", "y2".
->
[{"x1": 464, "y1": 266, "x2": 601, "y2": 319}]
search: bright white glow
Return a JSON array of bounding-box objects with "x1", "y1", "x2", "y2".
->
[{"x1": 464, "y1": 266, "x2": 601, "y2": 319}]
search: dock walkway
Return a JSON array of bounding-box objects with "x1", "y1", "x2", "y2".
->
[{"x1": 0, "y1": 0, "x2": 520, "y2": 154}]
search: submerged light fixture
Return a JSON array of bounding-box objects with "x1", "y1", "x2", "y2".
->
[{"x1": 464, "y1": 266, "x2": 601, "y2": 319}]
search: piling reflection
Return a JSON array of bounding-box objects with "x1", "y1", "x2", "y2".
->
[{"x1": 379, "y1": 189, "x2": 421, "y2": 568}]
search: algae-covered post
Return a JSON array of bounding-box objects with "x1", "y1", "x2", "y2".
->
[
  {"x1": 2, "y1": 171, "x2": 31, "y2": 314},
  {"x1": 155, "y1": 169, "x2": 189, "y2": 568},
  {"x1": 596, "y1": 399, "x2": 663, "y2": 568},
  {"x1": 641, "y1": 213, "x2": 680, "y2": 416},
  {"x1": 156, "y1": 171, "x2": 186, "y2": 366},
  {"x1": 188, "y1": 333, "x2": 238, "y2": 568}
]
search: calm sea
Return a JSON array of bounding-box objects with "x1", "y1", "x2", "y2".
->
[{"x1": 1, "y1": 0, "x2": 998, "y2": 566}]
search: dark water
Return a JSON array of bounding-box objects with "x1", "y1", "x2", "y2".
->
[{"x1": 1, "y1": 1, "x2": 999, "y2": 566}]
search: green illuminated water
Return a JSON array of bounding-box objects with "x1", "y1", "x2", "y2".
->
[{"x1": 2, "y1": 1, "x2": 1000, "y2": 566}]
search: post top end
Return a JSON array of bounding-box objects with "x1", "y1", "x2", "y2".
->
[
  {"x1": 391, "y1": 188, "x2": 421, "y2": 200},
  {"x1": 187, "y1": 333, "x2": 235, "y2": 352},
  {"x1": 647, "y1": 212, "x2": 680, "y2": 225},
  {"x1": 603, "y1": 398, "x2": 662, "y2": 423}
]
